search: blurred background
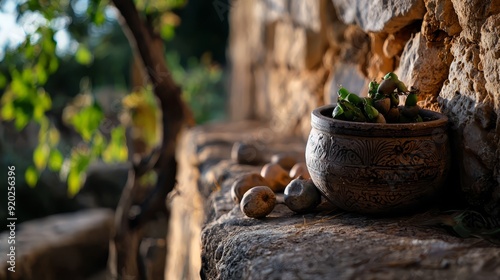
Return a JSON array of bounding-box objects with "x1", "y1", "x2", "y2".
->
[{"x1": 0, "y1": 0, "x2": 230, "y2": 224}]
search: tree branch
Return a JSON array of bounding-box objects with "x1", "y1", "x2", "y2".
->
[{"x1": 108, "y1": 0, "x2": 187, "y2": 278}]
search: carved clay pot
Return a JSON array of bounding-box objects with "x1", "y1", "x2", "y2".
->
[{"x1": 306, "y1": 104, "x2": 450, "y2": 214}]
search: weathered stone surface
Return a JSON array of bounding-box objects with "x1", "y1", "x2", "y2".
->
[
  {"x1": 325, "y1": 62, "x2": 367, "y2": 104},
  {"x1": 267, "y1": 68, "x2": 326, "y2": 137},
  {"x1": 438, "y1": 30, "x2": 499, "y2": 216},
  {"x1": 367, "y1": 32, "x2": 395, "y2": 79},
  {"x1": 0, "y1": 209, "x2": 113, "y2": 280},
  {"x1": 398, "y1": 33, "x2": 452, "y2": 110},
  {"x1": 169, "y1": 122, "x2": 500, "y2": 280},
  {"x1": 289, "y1": 0, "x2": 321, "y2": 31},
  {"x1": 165, "y1": 121, "x2": 306, "y2": 279},
  {"x1": 480, "y1": 14, "x2": 500, "y2": 118},
  {"x1": 229, "y1": 0, "x2": 331, "y2": 134},
  {"x1": 228, "y1": 0, "x2": 265, "y2": 121},
  {"x1": 479, "y1": 14, "x2": 500, "y2": 216},
  {"x1": 272, "y1": 20, "x2": 326, "y2": 70},
  {"x1": 332, "y1": 0, "x2": 426, "y2": 33},
  {"x1": 165, "y1": 129, "x2": 206, "y2": 280},
  {"x1": 323, "y1": 23, "x2": 370, "y2": 103},
  {"x1": 423, "y1": 0, "x2": 461, "y2": 39},
  {"x1": 272, "y1": 15, "x2": 326, "y2": 70},
  {"x1": 203, "y1": 207, "x2": 500, "y2": 279},
  {"x1": 450, "y1": 0, "x2": 499, "y2": 41}
]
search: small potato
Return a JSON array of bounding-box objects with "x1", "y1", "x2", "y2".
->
[
  {"x1": 240, "y1": 186, "x2": 276, "y2": 219},
  {"x1": 260, "y1": 163, "x2": 292, "y2": 192},
  {"x1": 231, "y1": 173, "x2": 269, "y2": 203},
  {"x1": 231, "y1": 141, "x2": 263, "y2": 165},
  {"x1": 270, "y1": 154, "x2": 297, "y2": 170},
  {"x1": 289, "y1": 162, "x2": 310, "y2": 179}
]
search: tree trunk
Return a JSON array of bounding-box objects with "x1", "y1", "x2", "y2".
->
[{"x1": 108, "y1": 0, "x2": 187, "y2": 278}]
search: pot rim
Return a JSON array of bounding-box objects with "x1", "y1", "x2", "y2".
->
[{"x1": 311, "y1": 104, "x2": 449, "y2": 137}]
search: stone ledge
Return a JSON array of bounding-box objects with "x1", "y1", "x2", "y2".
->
[
  {"x1": 0, "y1": 209, "x2": 113, "y2": 280},
  {"x1": 167, "y1": 121, "x2": 500, "y2": 279}
]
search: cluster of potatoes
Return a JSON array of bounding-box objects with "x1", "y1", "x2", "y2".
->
[{"x1": 231, "y1": 142, "x2": 323, "y2": 219}]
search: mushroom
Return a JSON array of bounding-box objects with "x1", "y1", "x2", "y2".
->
[
  {"x1": 231, "y1": 141, "x2": 263, "y2": 165},
  {"x1": 284, "y1": 177, "x2": 322, "y2": 213},
  {"x1": 240, "y1": 186, "x2": 276, "y2": 219},
  {"x1": 289, "y1": 162, "x2": 310, "y2": 179},
  {"x1": 230, "y1": 173, "x2": 269, "y2": 203},
  {"x1": 260, "y1": 163, "x2": 292, "y2": 192}
]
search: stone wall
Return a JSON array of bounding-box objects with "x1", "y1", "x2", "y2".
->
[{"x1": 228, "y1": 0, "x2": 500, "y2": 216}]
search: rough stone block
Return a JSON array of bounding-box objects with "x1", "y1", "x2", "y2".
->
[
  {"x1": 480, "y1": 14, "x2": 500, "y2": 115},
  {"x1": 398, "y1": 32, "x2": 452, "y2": 110},
  {"x1": 450, "y1": 0, "x2": 499, "y2": 41},
  {"x1": 324, "y1": 62, "x2": 368, "y2": 105},
  {"x1": 273, "y1": 20, "x2": 295, "y2": 67},
  {"x1": 290, "y1": 0, "x2": 322, "y2": 31},
  {"x1": 439, "y1": 32, "x2": 499, "y2": 216},
  {"x1": 273, "y1": 20, "x2": 326, "y2": 70},
  {"x1": 266, "y1": 67, "x2": 326, "y2": 137},
  {"x1": 0, "y1": 209, "x2": 113, "y2": 280},
  {"x1": 332, "y1": 0, "x2": 426, "y2": 33},
  {"x1": 367, "y1": 33, "x2": 395, "y2": 79},
  {"x1": 423, "y1": 0, "x2": 461, "y2": 38}
]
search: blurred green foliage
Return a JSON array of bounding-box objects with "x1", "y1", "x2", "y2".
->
[
  {"x1": 168, "y1": 52, "x2": 226, "y2": 124},
  {"x1": 0, "y1": 0, "x2": 228, "y2": 201}
]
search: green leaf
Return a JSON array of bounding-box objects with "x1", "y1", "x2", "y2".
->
[
  {"x1": 91, "y1": 132, "x2": 106, "y2": 157},
  {"x1": 75, "y1": 45, "x2": 93, "y2": 65},
  {"x1": 87, "y1": 0, "x2": 107, "y2": 26},
  {"x1": 94, "y1": 11, "x2": 106, "y2": 26},
  {"x1": 70, "y1": 150, "x2": 90, "y2": 173},
  {"x1": 33, "y1": 143, "x2": 50, "y2": 170},
  {"x1": 48, "y1": 127, "x2": 60, "y2": 146},
  {"x1": 38, "y1": 89, "x2": 52, "y2": 110},
  {"x1": 14, "y1": 110, "x2": 30, "y2": 130},
  {"x1": 160, "y1": 24, "x2": 175, "y2": 41},
  {"x1": 337, "y1": 87, "x2": 350, "y2": 100},
  {"x1": 1, "y1": 102, "x2": 15, "y2": 120},
  {"x1": 67, "y1": 170, "x2": 83, "y2": 197},
  {"x1": 49, "y1": 56, "x2": 59, "y2": 73},
  {"x1": 25, "y1": 166, "x2": 39, "y2": 188},
  {"x1": 332, "y1": 104, "x2": 344, "y2": 119},
  {"x1": 35, "y1": 63, "x2": 49, "y2": 84},
  {"x1": 24, "y1": 44, "x2": 35, "y2": 59},
  {"x1": 37, "y1": 117, "x2": 50, "y2": 142},
  {"x1": 10, "y1": 78, "x2": 29, "y2": 98},
  {"x1": 48, "y1": 149, "x2": 64, "y2": 171},
  {"x1": 103, "y1": 126, "x2": 128, "y2": 163},
  {"x1": 22, "y1": 68, "x2": 34, "y2": 85},
  {"x1": 69, "y1": 102, "x2": 104, "y2": 141}
]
